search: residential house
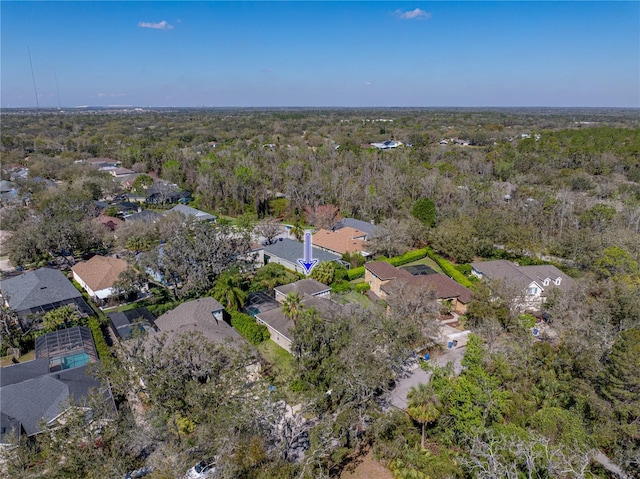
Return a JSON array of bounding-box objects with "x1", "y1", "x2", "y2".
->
[
  {"x1": 115, "y1": 173, "x2": 141, "y2": 189},
  {"x1": 274, "y1": 279, "x2": 330, "y2": 303},
  {"x1": 365, "y1": 261, "x2": 412, "y2": 298},
  {"x1": 470, "y1": 260, "x2": 574, "y2": 312},
  {"x1": 100, "y1": 166, "x2": 137, "y2": 178},
  {"x1": 151, "y1": 297, "x2": 242, "y2": 347},
  {"x1": 333, "y1": 218, "x2": 377, "y2": 239},
  {"x1": 167, "y1": 204, "x2": 216, "y2": 223},
  {"x1": 71, "y1": 255, "x2": 129, "y2": 302},
  {"x1": 0, "y1": 180, "x2": 18, "y2": 202},
  {"x1": 0, "y1": 326, "x2": 114, "y2": 446},
  {"x1": 106, "y1": 307, "x2": 157, "y2": 341},
  {"x1": 258, "y1": 238, "x2": 341, "y2": 275},
  {"x1": 370, "y1": 140, "x2": 403, "y2": 149},
  {"x1": 85, "y1": 157, "x2": 119, "y2": 169},
  {"x1": 113, "y1": 201, "x2": 142, "y2": 215},
  {"x1": 312, "y1": 227, "x2": 370, "y2": 257},
  {"x1": 5, "y1": 164, "x2": 29, "y2": 181},
  {"x1": 145, "y1": 184, "x2": 191, "y2": 205},
  {"x1": 123, "y1": 210, "x2": 162, "y2": 223},
  {"x1": 365, "y1": 261, "x2": 472, "y2": 314},
  {"x1": 0, "y1": 268, "x2": 93, "y2": 331},
  {"x1": 254, "y1": 294, "x2": 347, "y2": 353}
]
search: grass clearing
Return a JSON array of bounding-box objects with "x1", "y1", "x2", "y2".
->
[
  {"x1": 401, "y1": 256, "x2": 444, "y2": 273},
  {"x1": 258, "y1": 339, "x2": 296, "y2": 379},
  {"x1": 0, "y1": 349, "x2": 35, "y2": 367},
  {"x1": 336, "y1": 290, "x2": 374, "y2": 308}
]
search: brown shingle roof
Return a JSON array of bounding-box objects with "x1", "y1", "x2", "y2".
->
[
  {"x1": 365, "y1": 261, "x2": 413, "y2": 281},
  {"x1": 312, "y1": 227, "x2": 367, "y2": 255},
  {"x1": 71, "y1": 255, "x2": 128, "y2": 292},
  {"x1": 412, "y1": 274, "x2": 473, "y2": 304}
]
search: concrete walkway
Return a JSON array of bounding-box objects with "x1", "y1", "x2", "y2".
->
[{"x1": 388, "y1": 346, "x2": 466, "y2": 410}]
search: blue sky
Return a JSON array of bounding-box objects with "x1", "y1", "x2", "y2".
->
[{"x1": 2, "y1": 1, "x2": 638, "y2": 107}]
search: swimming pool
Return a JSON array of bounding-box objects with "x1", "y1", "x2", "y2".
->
[{"x1": 61, "y1": 352, "x2": 91, "y2": 370}]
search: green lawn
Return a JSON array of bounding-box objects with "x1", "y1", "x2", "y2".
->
[
  {"x1": 401, "y1": 256, "x2": 444, "y2": 274},
  {"x1": 0, "y1": 350, "x2": 35, "y2": 367},
  {"x1": 257, "y1": 339, "x2": 296, "y2": 379},
  {"x1": 335, "y1": 290, "x2": 374, "y2": 308}
]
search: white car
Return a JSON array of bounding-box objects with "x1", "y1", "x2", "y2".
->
[{"x1": 184, "y1": 460, "x2": 217, "y2": 479}]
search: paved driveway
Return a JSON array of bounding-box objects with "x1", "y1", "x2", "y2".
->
[{"x1": 388, "y1": 346, "x2": 466, "y2": 410}]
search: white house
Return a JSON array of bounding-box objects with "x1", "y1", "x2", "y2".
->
[
  {"x1": 71, "y1": 255, "x2": 129, "y2": 301},
  {"x1": 470, "y1": 260, "x2": 573, "y2": 312}
]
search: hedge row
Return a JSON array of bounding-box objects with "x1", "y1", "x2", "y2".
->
[
  {"x1": 425, "y1": 247, "x2": 475, "y2": 289},
  {"x1": 347, "y1": 266, "x2": 366, "y2": 281},
  {"x1": 230, "y1": 311, "x2": 270, "y2": 345},
  {"x1": 88, "y1": 316, "x2": 113, "y2": 366},
  {"x1": 346, "y1": 248, "x2": 430, "y2": 280},
  {"x1": 387, "y1": 248, "x2": 430, "y2": 267}
]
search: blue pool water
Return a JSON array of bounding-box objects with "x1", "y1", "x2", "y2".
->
[
  {"x1": 246, "y1": 306, "x2": 260, "y2": 317},
  {"x1": 61, "y1": 352, "x2": 90, "y2": 370}
]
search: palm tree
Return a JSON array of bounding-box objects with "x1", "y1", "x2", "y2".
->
[
  {"x1": 210, "y1": 270, "x2": 247, "y2": 312},
  {"x1": 282, "y1": 292, "x2": 303, "y2": 324},
  {"x1": 289, "y1": 223, "x2": 304, "y2": 241},
  {"x1": 407, "y1": 383, "x2": 441, "y2": 449},
  {"x1": 251, "y1": 263, "x2": 289, "y2": 292}
]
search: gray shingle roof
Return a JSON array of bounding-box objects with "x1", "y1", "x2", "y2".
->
[
  {"x1": 168, "y1": 204, "x2": 216, "y2": 222},
  {"x1": 0, "y1": 268, "x2": 83, "y2": 313},
  {"x1": 335, "y1": 218, "x2": 378, "y2": 236},
  {"x1": 256, "y1": 295, "x2": 355, "y2": 341},
  {"x1": 152, "y1": 297, "x2": 243, "y2": 346},
  {"x1": 471, "y1": 260, "x2": 574, "y2": 293},
  {"x1": 275, "y1": 279, "x2": 330, "y2": 297},
  {"x1": 123, "y1": 210, "x2": 163, "y2": 223},
  {"x1": 0, "y1": 363, "x2": 107, "y2": 441},
  {"x1": 254, "y1": 307, "x2": 294, "y2": 341},
  {"x1": 263, "y1": 238, "x2": 340, "y2": 264}
]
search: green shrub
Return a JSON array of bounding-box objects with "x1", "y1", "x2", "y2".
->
[
  {"x1": 347, "y1": 266, "x2": 365, "y2": 280},
  {"x1": 355, "y1": 282, "x2": 370, "y2": 294},
  {"x1": 230, "y1": 311, "x2": 270, "y2": 345},
  {"x1": 347, "y1": 249, "x2": 430, "y2": 280},
  {"x1": 454, "y1": 263, "x2": 472, "y2": 275},
  {"x1": 411, "y1": 197, "x2": 437, "y2": 227},
  {"x1": 146, "y1": 301, "x2": 181, "y2": 317},
  {"x1": 425, "y1": 247, "x2": 474, "y2": 288},
  {"x1": 331, "y1": 280, "x2": 352, "y2": 294},
  {"x1": 88, "y1": 316, "x2": 113, "y2": 365},
  {"x1": 387, "y1": 248, "x2": 429, "y2": 267}
]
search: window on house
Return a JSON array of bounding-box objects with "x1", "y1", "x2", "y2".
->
[
  {"x1": 555, "y1": 278, "x2": 561, "y2": 285},
  {"x1": 527, "y1": 287, "x2": 538, "y2": 295},
  {"x1": 543, "y1": 279, "x2": 549, "y2": 286}
]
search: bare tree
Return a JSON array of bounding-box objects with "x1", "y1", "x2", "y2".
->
[
  {"x1": 383, "y1": 279, "x2": 441, "y2": 349},
  {"x1": 254, "y1": 218, "x2": 283, "y2": 245},
  {"x1": 303, "y1": 204, "x2": 341, "y2": 230},
  {"x1": 365, "y1": 218, "x2": 413, "y2": 257}
]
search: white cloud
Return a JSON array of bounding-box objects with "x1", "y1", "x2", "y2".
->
[
  {"x1": 138, "y1": 20, "x2": 174, "y2": 30},
  {"x1": 395, "y1": 8, "x2": 431, "y2": 20},
  {"x1": 365, "y1": 81, "x2": 372, "y2": 86}
]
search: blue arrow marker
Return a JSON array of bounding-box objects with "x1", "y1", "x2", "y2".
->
[{"x1": 298, "y1": 231, "x2": 318, "y2": 275}]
